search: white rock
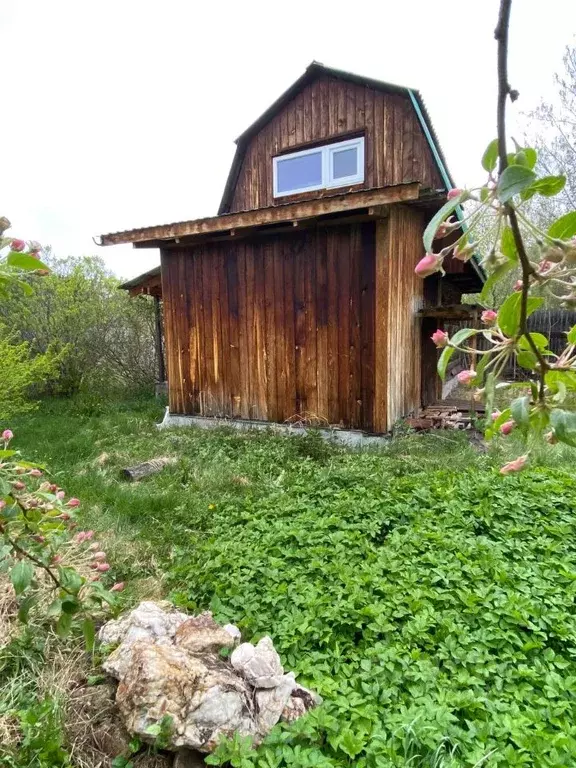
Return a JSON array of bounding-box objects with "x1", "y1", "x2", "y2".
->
[
  {"x1": 99, "y1": 603, "x2": 321, "y2": 754},
  {"x1": 255, "y1": 673, "x2": 296, "y2": 732},
  {"x1": 230, "y1": 636, "x2": 284, "y2": 688},
  {"x1": 99, "y1": 601, "x2": 189, "y2": 647}
]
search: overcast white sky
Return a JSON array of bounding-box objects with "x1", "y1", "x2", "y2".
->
[{"x1": 3, "y1": 0, "x2": 575, "y2": 280}]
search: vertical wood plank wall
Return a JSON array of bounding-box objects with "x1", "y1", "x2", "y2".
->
[
  {"x1": 227, "y1": 75, "x2": 443, "y2": 213},
  {"x1": 373, "y1": 206, "x2": 425, "y2": 432},
  {"x1": 161, "y1": 223, "x2": 376, "y2": 430}
]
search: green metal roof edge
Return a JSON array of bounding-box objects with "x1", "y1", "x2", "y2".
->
[{"x1": 408, "y1": 90, "x2": 485, "y2": 282}]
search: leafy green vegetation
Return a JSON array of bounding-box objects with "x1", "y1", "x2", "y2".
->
[{"x1": 4, "y1": 398, "x2": 576, "y2": 766}]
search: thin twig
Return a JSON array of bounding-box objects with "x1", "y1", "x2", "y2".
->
[
  {"x1": 6, "y1": 534, "x2": 73, "y2": 594},
  {"x1": 494, "y1": 0, "x2": 548, "y2": 401}
]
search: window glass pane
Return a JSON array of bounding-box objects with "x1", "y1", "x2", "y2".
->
[
  {"x1": 332, "y1": 147, "x2": 358, "y2": 179},
  {"x1": 276, "y1": 151, "x2": 322, "y2": 193}
]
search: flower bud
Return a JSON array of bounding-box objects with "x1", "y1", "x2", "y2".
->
[
  {"x1": 28, "y1": 240, "x2": 42, "y2": 253},
  {"x1": 500, "y1": 455, "x2": 528, "y2": 475},
  {"x1": 453, "y1": 242, "x2": 475, "y2": 262},
  {"x1": 49, "y1": 483, "x2": 58, "y2": 493},
  {"x1": 457, "y1": 369, "x2": 476, "y2": 386},
  {"x1": 10, "y1": 239, "x2": 25, "y2": 252},
  {"x1": 2, "y1": 429, "x2": 13, "y2": 442},
  {"x1": 60, "y1": 512, "x2": 71, "y2": 521},
  {"x1": 537, "y1": 259, "x2": 553, "y2": 275},
  {"x1": 431, "y1": 329, "x2": 449, "y2": 348},
  {"x1": 491, "y1": 410, "x2": 501, "y2": 421},
  {"x1": 29, "y1": 468, "x2": 43, "y2": 478},
  {"x1": 51, "y1": 554, "x2": 63, "y2": 564},
  {"x1": 66, "y1": 497, "x2": 80, "y2": 508},
  {"x1": 91, "y1": 551, "x2": 107, "y2": 561},
  {"x1": 545, "y1": 431, "x2": 558, "y2": 445},
  {"x1": 0, "y1": 500, "x2": 6, "y2": 511},
  {"x1": 56, "y1": 490, "x2": 65, "y2": 500},
  {"x1": 12, "y1": 480, "x2": 25, "y2": 490},
  {"x1": 500, "y1": 420, "x2": 514, "y2": 436},
  {"x1": 481, "y1": 309, "x2": 497, "y2": 325},
  {"x1": 32, "y1": 534, "x2": 46, "y2": 543},
  {"x1": 513, "y1": 280, "x2": 523, "y2": 292},
  {"x1": 447, "y1": 188, "x2": 464, "y2": 200},
  {"x1": 110, "y1": 582, "x2": 125, "y2": 592},
  {"x1": 415, "y1": 252, "x2": 443, "y2": 278},
  {"x1": 96, "y1": 562, "x2": 111, "y2": 572}
]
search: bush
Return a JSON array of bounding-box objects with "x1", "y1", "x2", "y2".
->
[
  {"x1": 0, "y1": 254, "x2": 157, "y2": 397},
  {"x1": 0, "y1": 327, "x2": 61, "y2": 419}
]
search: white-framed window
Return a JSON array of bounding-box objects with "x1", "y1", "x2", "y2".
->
[{"x1": 273, "y1": 136, "x2": 364, "y2": 198}]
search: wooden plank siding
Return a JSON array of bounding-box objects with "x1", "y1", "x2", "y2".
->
[
  {"x1": 228, "y1": 74, "x2": 443, "y2": 213},
  {"x1": 373, "y1": 205, "x2": 425, "y2": 432},
  {"x1": 161, "y1": 223, "x2": 376, "y2": 430}
]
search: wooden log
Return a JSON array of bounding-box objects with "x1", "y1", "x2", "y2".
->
[{"x1": 121, "y1": 457, "x2": 176, "y2": 482}]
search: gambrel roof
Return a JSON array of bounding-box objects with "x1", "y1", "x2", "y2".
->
[{"x1": 218, "y1": 61, "x2": 456, "y2": 214}]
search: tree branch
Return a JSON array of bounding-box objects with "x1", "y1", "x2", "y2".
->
[{"x1": 495, "y1": 0, "x2": 548, "y2": 401}]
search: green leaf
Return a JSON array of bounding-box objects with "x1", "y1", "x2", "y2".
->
[
  {"x1": 6, "y1": 251, "x2": 49, "y2": 271},
  {"x1": 61, "y1": 597, "x2": 81, "y2": 615},
  {"x1": 547, "y1": 211, "x2": 576, "y2": 240},
  {"x1": 523, "y1": 147, "x2": 538, "y2": 169},
  {"x1": 18, "y1": 594, "x2": 38, "y2": 623},
  {"x1": 436, "y1": 328, "x2": 477, "y2": 381},
  {"x1": 486, "y1": 407, "x2": 512, "y2": 441},
  {"x1": 516, "y1": 350, "x2": 538, "y2": 369},
  {"x1": 546, "y1": 370, "x2": 576, "y2": 392},
  {"x1": 568, "y1": 325, "x2": 576, "y2": 344},
  {"x1": 422, "y1": 193, "x2": 466, "y2": 253},
  {"x1": 511, "y1": 396, "x2": 530, "y2": 431},
  {"x1": 338, "y1": 730, "x2": 366, "y2": 759},
  {"x1": 56, "y1": 611, "x2": 72, "y2": 638},
  {"x1": 482, "y1": 139, "x2": 499, "y2": 172},
  {"x1": 83, "y1": 618, "x2": 96, "y2": 652},
  {"x1": 521, "y1": 175, "x2": 566, "y2": 201},
  {"x1": 58, "y1": 566, "x2": 83, "y2": 594},
  {"x1": 550, "y1": 409, "x2": 576, "y2": 447},
  {"x1": 10, "y1": 560, "x2": 34, "y2": 596},
  {"x1": 480, "y1": 261, "x2": 514, "y2": 303},
  {"x1": 497, "y1": 165, "x2": 537, "y2": 203},
  {"x1": 518, "y1": 332, "x2": 549, "y2": 351},
  {"x1": 497, "y1": 293, "x2": 543, "y2": 337},
  {"x1": 500, "y1": 227, "x2": 518, "y2": 263}
]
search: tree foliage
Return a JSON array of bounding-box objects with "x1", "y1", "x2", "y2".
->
[{"x1": 0, "y1": 253, "x2": 157, "y2": 397}]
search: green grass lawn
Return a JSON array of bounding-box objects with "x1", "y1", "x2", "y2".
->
[{"x1": 4, "y1": 397, "x2": 576, "y2": 767}]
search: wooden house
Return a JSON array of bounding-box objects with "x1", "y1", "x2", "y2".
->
[{"x1": 101, "y1": 63, "x2": 483, "y2": 433}]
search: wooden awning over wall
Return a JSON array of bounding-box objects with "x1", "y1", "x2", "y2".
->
[{"x1": 119, "y1": 266, "x2": 162, "y2": 298}]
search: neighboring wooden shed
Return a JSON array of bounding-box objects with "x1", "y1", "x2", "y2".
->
[{"x1": 101, "y1": 63, "x2": 482, "y2": 433}]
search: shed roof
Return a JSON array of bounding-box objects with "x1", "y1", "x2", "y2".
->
[{"x1": 218, "y1": 61, "x2": 456, "y2": 214}]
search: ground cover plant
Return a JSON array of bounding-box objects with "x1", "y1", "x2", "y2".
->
[{"x1": 2, "y1": 397, "x2": 576, "y2": 766}]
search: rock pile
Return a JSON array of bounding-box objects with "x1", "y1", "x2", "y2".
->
[{"x1": 99, "y1": 602, "x2": 321, "y2": 755}]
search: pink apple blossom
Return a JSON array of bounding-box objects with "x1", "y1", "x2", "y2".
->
[
  {"x1": 2, "y1": 429, "x2": 13, "y2": 442},
  {"x1": 10, "y1": 239, "x2": 25, "y2": 252},
  {"x1": 56, "y1": 490, "x2": 65, "y2": 500},
  {"x1": 491, "y1": 410, "x2": 501, "y2": 421},
  {"x1": 500, "y1": 455, "x2": 528, "y2": 475},
  {"x1": 513, "y1": 280, "x2": 523, "y2": 292},
  {"x1": 500, "y1": 420, "x2": 515, "y2": 436},
  {"x1": 457, "y1": 369, "x2": 476, "y2": 386},
  {"x1": 431, "y1": 329, "x2": 449, "y2": 348},
  {"x1": 481, "y1": 309, "x2": 497, "y2": 325},
  {"x1": 415, "y1": 252, "x2": 443, "y2": 278}
]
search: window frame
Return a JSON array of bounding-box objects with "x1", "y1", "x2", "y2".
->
[{"x1": 272, "y1": 136, "x2": 365, "y2": 198}]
